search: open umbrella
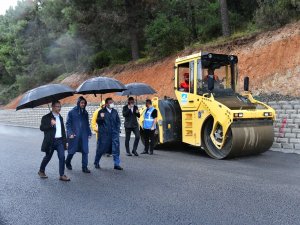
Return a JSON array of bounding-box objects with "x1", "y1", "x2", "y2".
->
[
  {"x1": 16, "y1": 84, "x2": 75, "y2": 111},
  {"x1": 76, "y1": 77, "x2": 126, "y2": 95},
  {"x1": 117, "y1": 83, "x2": 157, "y2": 104},
  {"x1": 118, "y1": 83, "x2": 156, "y2": 96}
]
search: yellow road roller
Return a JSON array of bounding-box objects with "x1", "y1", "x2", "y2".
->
[{"x1": 138, "y1": 52, "x2": 275, "y2": 159}]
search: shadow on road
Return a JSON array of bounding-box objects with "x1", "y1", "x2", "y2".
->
[{"x1": 155, "y1": 142, "x2": 210, "y2": 158}]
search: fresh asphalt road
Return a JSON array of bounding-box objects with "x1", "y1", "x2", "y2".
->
[{"x1": 0, "y1": 125, "x2": 300, "y2": 225}]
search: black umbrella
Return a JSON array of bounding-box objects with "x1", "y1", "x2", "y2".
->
[
  {"x1": 16, "y1": 84, "x2": 75, "y2": 111},
  {"x1": 76, "y1": 77, "x2": 126, "y2": 95},
  {"x1": 118, "y1": 83, "x2": 156, "y2": 96}
]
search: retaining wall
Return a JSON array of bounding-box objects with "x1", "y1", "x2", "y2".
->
[{"x1": 0, "y1": 100, "x2": 299, "y2": 154}]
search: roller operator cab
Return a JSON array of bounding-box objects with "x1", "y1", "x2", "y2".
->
[{"x1": 139, "y1": 52, "x2": 275, "y2": 159}]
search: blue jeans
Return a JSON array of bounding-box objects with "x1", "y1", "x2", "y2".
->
[{"x1": 40, "y1": 138, "x2": 65, "y2": 176}]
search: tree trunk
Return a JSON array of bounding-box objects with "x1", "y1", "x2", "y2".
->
[
  {"x1": 124, "y1": 0, "x2": 140, "y2": 60},
  {"x1": 219, "y1": 0, "x2": 230, "y2": 37},
  {"x1": 188, "y1": 0, "x2": 198, "y2": 40}
]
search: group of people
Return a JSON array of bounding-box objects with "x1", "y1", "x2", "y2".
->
[{"x1": 38, "y1": 96, "x2": 157, "y2": 181}]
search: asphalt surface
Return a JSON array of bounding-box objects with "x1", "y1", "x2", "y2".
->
[{"x1": 0, "y1": 125, "x2": 300, "y2": 225}]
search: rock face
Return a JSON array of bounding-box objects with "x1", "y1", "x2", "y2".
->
[{"x1": 5, "y1": 22, "x2": 300, "y2": 109}]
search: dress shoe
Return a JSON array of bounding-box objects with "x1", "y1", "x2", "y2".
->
[
  {"x1": 132, "y1": 151, "x2": 139, "y2": 156},
  {"x1": 82, "y1": 167, "x2": 91, "y2": 173},
  {"x1": 65, "y1": 161, "x2": 72, "y2": 170},
  {"x1": 114, "y1": 165, "x2": 123, "y2": 170},
  {"x1": 141, "y1": 151, "x2": 148, "y2": 154},
  {"x1": 59, "y1": 175, "x2": 70, "y2": 181},
  {"x1": 126, "y1": 153, "x2": 133, "y2": 156},
  {"x1": 106, "y1": 154, "x2": 111, "y2": 157},
  {"x1": 38, "y1": 171, "x2": 48, "y2": 179},
  {"x1": 94, "y1": 164, "x2": 100, "y2": 169},
  {"x1": 149, "y1": 151, "x2": 153, "y2": 155}
]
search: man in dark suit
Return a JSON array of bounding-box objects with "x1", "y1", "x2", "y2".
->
[
  {"x1": 38, "y1": 100, "x2": 70, "y2": 181},
  {"x1": 94, "y1": 97, "x2": 123, "y2": 170},
  {"x1": 122, "y1": 97, "x2": 140, "y2": 156}
]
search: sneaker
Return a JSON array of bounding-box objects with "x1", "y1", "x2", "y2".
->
[
  {"x1": 38, "y1": 171, "x2": 48, "y2": 179},
  {"x1": 59, "y1": 175, "x2": 70, "y2": 181}
]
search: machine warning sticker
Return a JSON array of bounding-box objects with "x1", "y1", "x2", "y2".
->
[{"x1": 181, "y1": 93, "x2": 188, "y2": 104}]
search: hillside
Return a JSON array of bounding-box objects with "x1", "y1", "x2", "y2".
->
[{"x1": 5, "y1": 21, "x2": 300, "y2": 109}]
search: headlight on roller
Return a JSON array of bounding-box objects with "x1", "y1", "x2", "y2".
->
[
  {"x1": 234, "y1": 113, "x2": 243, "y2": 117},
  {"x1": 264, "y1": 112, "x2": 272, "y2": 117}
]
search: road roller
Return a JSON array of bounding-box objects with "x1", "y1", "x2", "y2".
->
[{"x1": 138, "y1": 52, "x2": 275, "y2": 159}]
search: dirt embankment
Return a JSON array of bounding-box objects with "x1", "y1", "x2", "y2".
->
[{"x1": 5, "y1": 21, "x2": 300, "y2": 109}]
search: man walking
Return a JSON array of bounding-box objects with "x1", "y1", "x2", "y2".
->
[
  {"x1": 122, "y1": 97, "x2": 140, "y2": 156},
  {"x1": 94, "y1": 97, "x2": 123, "y2": 170},
  {"x1": 65, "y1": 96, "x2": 92, "y2": 173},
  {"x1": 141, "y1": 99, "x2": 157, "y2": 155},
  {"x1": 38, "y1": 100, "x2": 70, "y2": 181}
]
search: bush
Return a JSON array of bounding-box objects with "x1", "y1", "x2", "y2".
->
[
  {"x1": 255, "y1": 0, "x2": 299, "y2": 29},
  {"x1": 35, "y1": 64, "x2": 64, "y2": 84},
  {"x1": 90, "y1": 51, "x2": 111, "y2": 70},
  {"x1": 0, "y1": 83, "x2": 20, "y2": 105},
  {"x1": 145, "y1": 14, "x2": 191, "y2": 57},
  {"x1": 16, "y1": 75, "x2": 38, "y2": 93}
]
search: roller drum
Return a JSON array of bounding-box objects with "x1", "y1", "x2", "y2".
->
[{"x1": 204, "y1": 119, "x2": 274, "y2": 159}]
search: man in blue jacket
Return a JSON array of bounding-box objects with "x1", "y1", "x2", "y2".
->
[
  {"x1": 94, "y1": 97, "x2": 123, "y2": 170},
  {"x1": 66, "y1": 96, "x2": 92, "y2": 173}
]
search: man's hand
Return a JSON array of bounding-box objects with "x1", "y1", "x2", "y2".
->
[
  {"x1": 100, "y1": 112, "x2": 105, "y2": 118},
  {"x1": 66, "y1": 143, "x2": 68, "y2": 150},
  {"x1": 69, "y1": 134, "x2": 76, "y2": 139},
  {"x1": 150, "y1": 126, "x2": 155, "y2": 131},
  {"x1": 51, "y1": 119, "x2": 56, "y2": 126},
  {"x1": 136, "y1": 109, "x2": 139, "y2": 114}
]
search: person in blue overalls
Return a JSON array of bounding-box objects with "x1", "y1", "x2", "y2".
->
[
  {"x1": 141, "y1": 99, "x2": 158, "y2": 155},
  {"x1": 65, "y1": 96, "x2": 92, "y2": 173},
  {"x1": 94, "y1": 97, "x2": 123, "y2": 170}
]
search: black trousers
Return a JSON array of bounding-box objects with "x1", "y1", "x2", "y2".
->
[
  {"x1": 144, "y1": 129, "x2": 155, "y2": 153},
  {"x1": 125, "y1": 127, "x2": 140, "y2": 153},
  {"x1": 40, "y1": 138, "x2": 65, "y2": 176}
]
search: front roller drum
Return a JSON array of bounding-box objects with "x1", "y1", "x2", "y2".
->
[{"x1": 203, "y1": 120, "x2": 274, "y2": 159}]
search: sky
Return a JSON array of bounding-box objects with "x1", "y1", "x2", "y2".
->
[{"x1": 0, "y1": 0, "x2": 19, "y2": 15}]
